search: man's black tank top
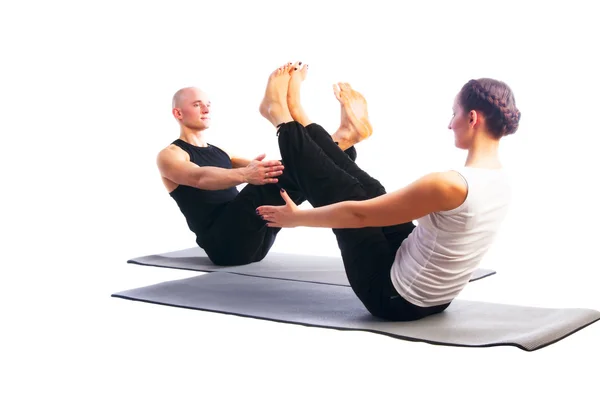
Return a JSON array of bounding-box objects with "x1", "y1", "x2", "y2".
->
[{"x1": 169, "y1": 139, "x2": 238, "y2": 247}]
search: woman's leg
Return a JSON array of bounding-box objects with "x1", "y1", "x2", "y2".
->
[
  {"x1": 260, "y1": 64, "x2": 434, "y2": 319},
  {"x1": 287, "y1": 64, "x2": 383, "y2": 197},
  {"x1": 260, "y1": 64, "x2": 366, "y2": 207},
  {"x1": 203, "y1": 64, "x2": 364, "y2": 265},
  {"x1": 287, "y1": 64, "x2": 416, "y2": 241}
]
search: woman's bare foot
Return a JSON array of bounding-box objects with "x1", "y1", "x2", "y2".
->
[
  {"x1": 287, "y1": 62, "x2": 312, "y2": 127},
  {"x1": 259, "y1": 64, "x2": 294, "y2": 127},
  {"x1": 287, "y1": 62, "x2": 312, "y2": 126},
  {"x1": 331, "y1": 83, "x2": 373, "y2": 150}
]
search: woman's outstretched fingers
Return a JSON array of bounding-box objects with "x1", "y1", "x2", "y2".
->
[
  {"x1": 280, "y1": 188, "x2": 292, "y2": 204},
  {"x1": 256, "y1": 205, "x2": 280, "y2": 228},
  {"x1": 256, "y1": 205, "x2": 275, "y2": 215}
]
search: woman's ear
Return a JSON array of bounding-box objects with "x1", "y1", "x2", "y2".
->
[{"x1": 469, "y1": 110, "x2": 479, "y2": 127}]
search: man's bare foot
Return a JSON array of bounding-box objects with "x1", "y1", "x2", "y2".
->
[
  {"x1": 287, "y1": 62, "x2": 312, "y2": 126},
  {"x1": 331, "y1": 82, "x2": 373, "y2": 150},
  {"x1": 259, "y1": 63, "x2": 294, "y2": 127}
]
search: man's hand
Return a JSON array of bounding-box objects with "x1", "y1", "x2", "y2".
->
[{"x1": 244, "y1": 154, "x2": 284, "y2": 185}]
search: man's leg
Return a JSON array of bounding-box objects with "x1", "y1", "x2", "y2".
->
[
  {"x1": 287, "y1": 64, "x2": 383, "y2": 197},
  {"x1": 287, "y1": 64, "x2": 415, "y2": 241},
  {"x1": 244, "y1": 70, "x2": 377, "y2": 261},
  {"x1": 287, "y1": 64, "x2": 371, "y2": 150},
  {"x1": 204, "y1": 182, "x2": 300, "y2": 266},
  {"x1": 259, "y1": 65, "x2": 388, "y2": 301},
  {"x1": 202, "y1": 64, "x2": 363, "y2": 265},
  {"x1": 302, "y1": 122, "x2": 417, "y2": 249},
  {"x1": 277, "y1": 120, "x2": 405, "y2": 316},
  {"x1": 259, "y1": 64, "x2": 423, "y2": 318},
  {"x1": 255, "y1": 64, "x2": 383, "y2": 206},
  {"x1": 200, "y1": 64, "x2": 296, "y2": 265}
]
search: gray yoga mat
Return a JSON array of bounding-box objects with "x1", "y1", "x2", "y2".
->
[
  {"x1": 112, "y1": 272, "x2": 600, "y2": 351},
  {"x1": 127, "y1": 247, "x2": 496, "y2": 286}
]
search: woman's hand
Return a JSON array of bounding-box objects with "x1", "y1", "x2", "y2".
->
[{"x1": 256, "y1": 189, "x2": 300, "y2": 228}]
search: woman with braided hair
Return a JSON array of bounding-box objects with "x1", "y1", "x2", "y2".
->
[{"x1": 257, "y1": 66, "x2": 520, "y2": 321}]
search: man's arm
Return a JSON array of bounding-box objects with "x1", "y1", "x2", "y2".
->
[
  {"x1": 230, "y1": 156, "x2": 252, "y2": 169},
  {"x1": 222, "y1": 149, "x2": 264, "y2": 169},
  {"x1": 157, "y1": 146, "x2": 283, "y2": 190},
  {"x1": 218, "y1": 147, "x2": 251, "y2": 168}
]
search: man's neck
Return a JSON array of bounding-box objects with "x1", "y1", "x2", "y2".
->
[{"x1": 179, "y1": 127, "x2": 208, "y2": 147}]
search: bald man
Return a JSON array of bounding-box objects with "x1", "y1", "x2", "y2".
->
[{"x1": 157, "y1": 63, "x2": 371, "y2": 265}]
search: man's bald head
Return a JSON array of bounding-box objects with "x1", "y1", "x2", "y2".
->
[
  {"x1": 172, "y1": 87, "x2": 206, "y2": 108},
  {"x1": 171, "y1": 87, "x2": 212, "y2": 132}
]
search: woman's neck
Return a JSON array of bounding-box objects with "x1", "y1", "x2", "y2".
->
[{"x1": 465, "y1": 133, "x2": 502, "y2": 169}]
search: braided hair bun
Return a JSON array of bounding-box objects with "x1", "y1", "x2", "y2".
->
[{"x1": 459, "y1": 78, "x2": 520, "y2": 137}]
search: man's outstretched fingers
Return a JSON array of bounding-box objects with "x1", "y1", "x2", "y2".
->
[
  {"x1": 262, "y1": 160, "x2": 283, "y2": 167},
  {"x1": 264, "y1": 170, "x2": 282, "y2": 178}
]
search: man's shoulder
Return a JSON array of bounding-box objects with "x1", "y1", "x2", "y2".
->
[{"x1": 158, "y1": 142, "x2": 189, "y2": 163}]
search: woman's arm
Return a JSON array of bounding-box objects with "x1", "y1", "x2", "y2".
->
[{"x1": 257, "y1": 171, "x2": 468, "y2": 228}]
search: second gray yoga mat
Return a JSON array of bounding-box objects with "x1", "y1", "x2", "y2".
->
[
  {"x1": 127, "y1": 247, "x2": 496, "y2": 286},
  {"x1": 112, "y1": 272, "x2": 600, "y2": 351}
]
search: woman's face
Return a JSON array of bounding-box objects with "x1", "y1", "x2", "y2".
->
[{"x1": 448, "y1": 95, "x2": 473, "y2": 150}]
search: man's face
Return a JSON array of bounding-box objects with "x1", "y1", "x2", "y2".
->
[{"x1": 174, "y1": 88, "x2": 212, "y2": 131}]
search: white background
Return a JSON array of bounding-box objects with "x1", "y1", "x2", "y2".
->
[{"x1": 2, "y1": 0, "x2": 599, "y2": 397}]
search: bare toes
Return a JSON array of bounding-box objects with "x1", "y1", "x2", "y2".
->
[{"x1": 333, "y1": 84, "x2": 342, "y2": 100}]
